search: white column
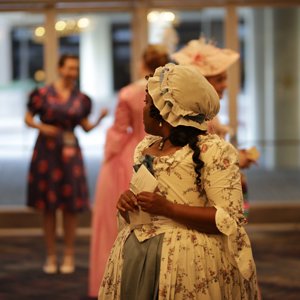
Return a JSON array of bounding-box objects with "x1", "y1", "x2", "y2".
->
[
  {"x1": 239, "y1": 9, "x2": 256, "y2": 146},
  {"x1": 251, "y1": 8, "x2": 300, "y2": 168},
  {"x1": 298, "y1": 9, "x2": 300, "y2": 165},
  {"x1": 79, "y1": 15, "x2": 113, "y2": 102},
  {"x1": 0, "y1": 22, "x2": 12, "y2": 85},
  {"x1": 263, "y1": 9, "x2": 275, "y2": 168},
  {"x1": 44, "y1": 8, "x2": 58, "y2": 84},
  {"x1": 272, "y1": 8, "x2": 300, "y2": 168},
  {"x1": 131, "y1": 6, "x2": 148, "y2": 82},
  {"x1": 248, "y1": 8, "x2": 274, "y2": 168},
  {"x1": 225, "y1": 5, "x2": 240, "y2": 147}
]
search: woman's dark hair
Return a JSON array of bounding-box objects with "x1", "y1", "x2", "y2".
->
[
  {"x1": 150, "y1": 103, "x2": 206, "y2": 190},
  {"x1": 143, "y1": 45, "x2": 170, "y2": 74},
  {"x1": 58, "y1": 54, "x2": 79, "y2": 67}
]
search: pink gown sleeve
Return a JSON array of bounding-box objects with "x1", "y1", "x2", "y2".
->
[{"x1": 104, "y1": 91, "x2": 132, "y2": 162}]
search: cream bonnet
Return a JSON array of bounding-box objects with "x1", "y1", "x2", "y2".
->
[
  {"x1": 171, "y1": 38, "x2": 239, "y2": 77},
  {"x1": 147, "y1": 63, "x2": 220, "y2": 131}
]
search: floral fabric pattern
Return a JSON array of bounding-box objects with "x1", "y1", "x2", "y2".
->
[{"x1": 99, "y1": 134, "x2": 258, "y2": 300}]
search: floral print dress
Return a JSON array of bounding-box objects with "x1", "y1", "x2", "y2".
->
[
  {"x1": 99, "y1": 134, "x2": 259, "y2": 300},
  {"x1": 26, "y1": 85, "x2": 91, "y2": 212}
]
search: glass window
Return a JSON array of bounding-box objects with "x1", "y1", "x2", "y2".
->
[
  {"x1": 0, "y1": 12, "x2": 45, "y2": 206},
  {"x1": 237, "y1": 7, "x2": 300, "y2": 203},
  {"x1": 0, "y1": 12, "x2": 45, "y2": 150}
]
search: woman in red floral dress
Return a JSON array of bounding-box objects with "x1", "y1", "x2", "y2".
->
[{"x1": 25, "y1": 54, "x2": 107, "y2": 274}]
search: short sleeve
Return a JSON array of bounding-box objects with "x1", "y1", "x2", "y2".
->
[
  {"x1": 82, "y1": 95, "x2": 92, "y2": 119},
  {"x1": 27, "y1": 89, "x2": 43, "y2": 115}
]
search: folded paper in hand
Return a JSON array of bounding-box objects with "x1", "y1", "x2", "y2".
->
[
  {"x1": 129, "y1": 164, "x2": 158, "y2": 227},
  {"x1": 245, "y1": 146, "x2": 260, "y2": 162}
]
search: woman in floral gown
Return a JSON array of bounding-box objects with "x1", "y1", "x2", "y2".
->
[
  {"x1": 99, "y1": 63, "x2": 259, "y2": 299},
  {"x1": 25, "y1": 54, "x2": 107, "y2": 274},
  {"x1": 172, "y1": 38, "x2": 258, "y2": 219}
]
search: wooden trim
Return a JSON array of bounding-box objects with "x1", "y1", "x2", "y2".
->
[{"x1": 0, "y1": 0, "x2": 299, "y2": 12}]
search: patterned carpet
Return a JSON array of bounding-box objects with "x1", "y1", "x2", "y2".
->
[
  {"x1": 0, "y1": 224, "x2": 300, "y2": 300},
  {"x1": 0, "y1": 234, "x2": 90, "y2": 300}
]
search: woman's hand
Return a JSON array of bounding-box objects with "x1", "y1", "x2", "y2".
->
[
  {"x1": 137, "y1": 192, "x2": 172, "y2": 217},
  {"x1": 117, "y1": 190, "x2": 139, "y2": 222},
  {"x1": 25, "y1": 111, "x2": 60, "y2": 137},
  {"x1": 98, "y1": 108, "x2": 109, "y2": 122},
  {"x1": 80, "y1": 108, "x2": 108, "y2": 132},
  {"x1": 39, "y1": 123, "x2": 60, "y2": 137},
  {"x1": 117, "y1": 190, "x2": 139, "y2": 213},
  {"x1": 239, "y1": 149, "x2": 254, "y2": 169}
]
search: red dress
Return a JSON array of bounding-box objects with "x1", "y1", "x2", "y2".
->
[{"x1": 26, "y1": 85, "x2": 91, "y2": 212}]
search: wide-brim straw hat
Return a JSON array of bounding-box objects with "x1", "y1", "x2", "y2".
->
[
  {"x1": 171, "y1": 38, "x2": 239, "y2": 77},
  {"x1": 147, "y1": 63, "x2": 220, "y2": 131}
]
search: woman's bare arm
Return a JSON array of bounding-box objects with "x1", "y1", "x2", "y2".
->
[
  {"x1": 80, "y1": 108, "x2": 108, "y2": 132},
  {"x1": 25, "y1": 111, "x2": 59, "y2": 137},
  {"x1": 137, "y1": 192, "x2": 220, "y2": 234}
]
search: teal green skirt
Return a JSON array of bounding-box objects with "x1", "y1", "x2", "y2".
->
[{"x1": 120, "y1": 232, "x2": 164, "y2": 300}]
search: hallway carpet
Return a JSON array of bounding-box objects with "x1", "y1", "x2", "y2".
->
[{"x1": 0, "y1": 224, "x2": 299, "y2": 300}]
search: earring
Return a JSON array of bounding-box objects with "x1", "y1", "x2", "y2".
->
[{"x1": 159, "y1": 121, "x2": 162, "y2": 127}]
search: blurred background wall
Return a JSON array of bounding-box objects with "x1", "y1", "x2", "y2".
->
[{"x1": 0, "y1": 0, "x2": 299, "y2": 218}]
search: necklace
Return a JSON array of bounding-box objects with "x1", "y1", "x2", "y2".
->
[{"x1": 158, "y1": 137, "x2": 169, "y2": 151}]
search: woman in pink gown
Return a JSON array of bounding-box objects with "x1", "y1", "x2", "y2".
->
[{"x1": 87, "y1": 45, "x2": 170, "y2": 299}]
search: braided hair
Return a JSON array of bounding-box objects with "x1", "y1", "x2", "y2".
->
[{"x1": 149, "y1": 103, "x2": 206, "y2": 190}]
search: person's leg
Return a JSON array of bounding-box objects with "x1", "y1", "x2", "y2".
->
[
  {"x1": 43, "y1": 210, "x2": 57, "y2": 273},
  {"x1": 60, "y1": 210, "x2": 77, "y2": 273}
]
